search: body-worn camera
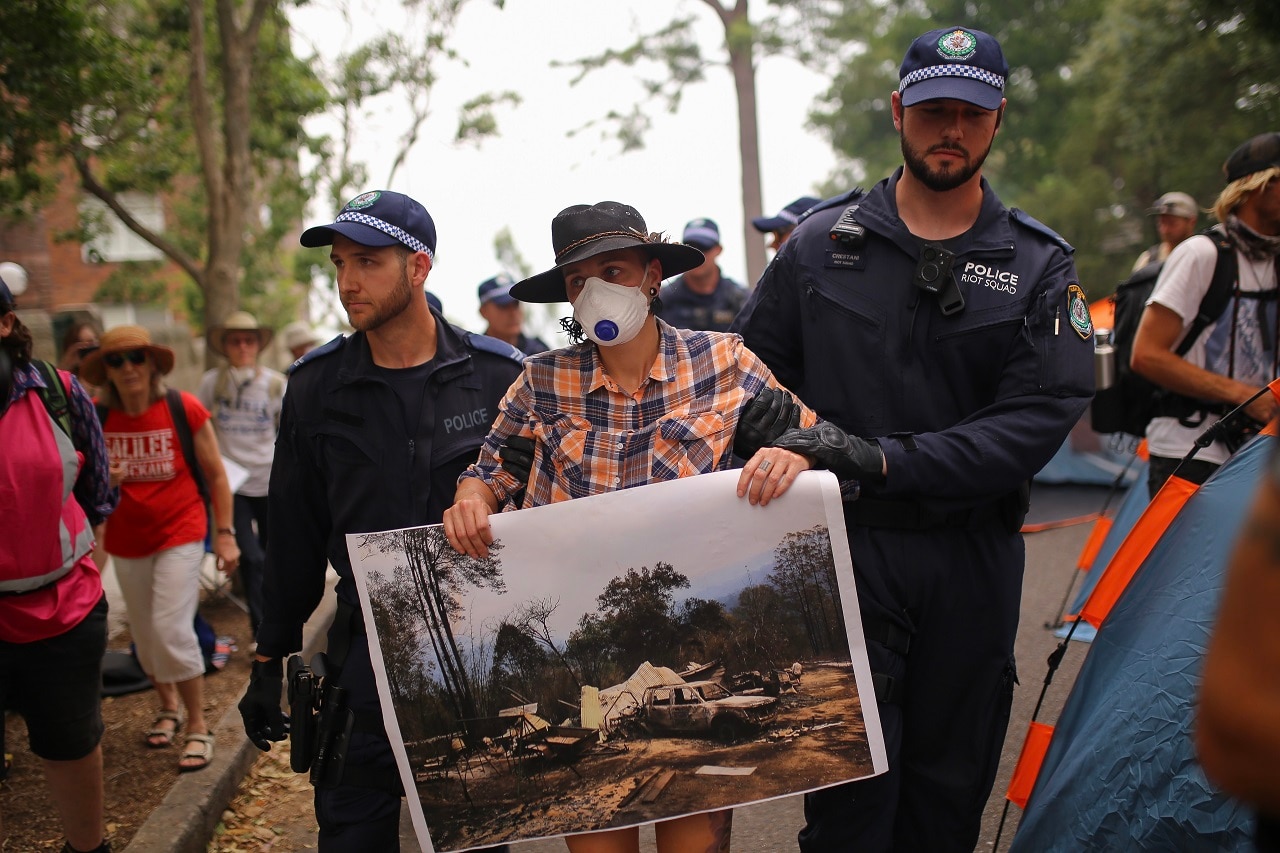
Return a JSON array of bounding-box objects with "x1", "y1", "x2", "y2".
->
[
  {"x1": 913, "y1": 241, "x2": 965, "y2": 315},
  {"x1": 829, "y1": 204, "x2": 866, "y2": 247},
  {"x1": 913, "y1": 242, "x2": 955, "y2": 295}
]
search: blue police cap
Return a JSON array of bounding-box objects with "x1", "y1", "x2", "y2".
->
[
  {"x1": 300, "y1": 190, "x2": 437, "y2": 258},
  {"x1": 478, "y1": 273, "x2": 517, "y2": 307},
  {"x1": 899, "y1": 27, "x2": 1007, "y2": 111},
  {"x1": 752, "y1": 196, "x2": 821, "y2": 233}
]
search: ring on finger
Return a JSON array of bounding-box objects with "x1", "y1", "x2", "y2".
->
[{"x1": 759, "y1": 459, "x2": 773, "y2": 473}]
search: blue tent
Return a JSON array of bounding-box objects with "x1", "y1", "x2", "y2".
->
[
  {"x1": 1052, "y1": 457, "x2": 1151, "y2": 644},
  {"x1": 1035, "y1": 432, "x2": 1141, "y2": 487},
  {"x1": 1011, "y1": 435, "x2": 1269, "y2": 851}
]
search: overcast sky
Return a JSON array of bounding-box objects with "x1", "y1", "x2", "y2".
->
[{"x1": 289, "y1": 0, "x2": 841, "y2": 340}]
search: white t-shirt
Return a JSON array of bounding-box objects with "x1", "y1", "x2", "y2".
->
[
  {"x1": 1145, "y1": 233, "x2": 1278, "y2": 464},
  {"x1": 197, "y1": 365, "x2": 286, "y2": 496}
]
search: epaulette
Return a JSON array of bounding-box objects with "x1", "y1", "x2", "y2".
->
[
  {"x1": 287, "y1": 334, "x2": 345, "y2": 375},
  {"x1": 799, "y1": 188, "x2": 866, "y2": 222},
  {"x1": 465, "y1": 332, "x2": 526, "y2": 364},
  {"x1": 1010, "y1": 208, "x2": 1074, "y2": 255}
]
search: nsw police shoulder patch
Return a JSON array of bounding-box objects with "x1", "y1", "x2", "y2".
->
[{"x1": 1067, "y1": 284, "x2": 1092, "y2": 340}]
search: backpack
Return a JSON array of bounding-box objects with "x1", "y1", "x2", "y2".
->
[
  {"x1": 1091, "y1": 229, "x2": 1237, "y2": 437},
  {"x1": 31, "y1": 360, "x2": 75, "y2": 444}
]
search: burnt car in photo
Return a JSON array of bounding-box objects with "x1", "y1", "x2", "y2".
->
[{"x1": 639, "y1": 680, "x2": 778, "y2": 742}]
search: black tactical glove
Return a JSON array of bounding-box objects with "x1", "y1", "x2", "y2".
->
[
  {"x1": 499, "y1": 435, "x2": 536, "y2": 488},
  {"x1": 239, "y1": 657, "x2": 290, "y2": 751},
  {"x1": 772, "y1": 422, "x2": 886, "y2": 483},
  {"x1": 734, "y1": 387, "x2": 801, "y2": 460}
]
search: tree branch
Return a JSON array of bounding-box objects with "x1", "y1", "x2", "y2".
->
[{"x1": 73, "y1": 153, "x2": 204, "y2": 285}]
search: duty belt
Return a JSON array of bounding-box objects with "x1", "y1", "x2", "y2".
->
[{"x1": 847, "y1": 497, "x2": 1003, "y2": 531}]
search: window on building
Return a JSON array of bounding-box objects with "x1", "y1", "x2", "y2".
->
[{"x1": 80, "y1": 192, "x2": 165, "y2": 263}]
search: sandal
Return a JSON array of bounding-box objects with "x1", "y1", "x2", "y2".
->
[
  {"x1": 145, "y1": 710, "x2": 181, "y2": 749},
  {"x1": 178, "y1": 732, "x2": 214, "y2": 773}
]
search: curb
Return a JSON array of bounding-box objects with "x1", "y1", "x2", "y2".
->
[{"x1": 124, "y1": 572, "x2": 339, "y2": 853}]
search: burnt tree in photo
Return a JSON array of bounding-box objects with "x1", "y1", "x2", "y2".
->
[
  {"x1": 769, "y1": 525, "x2": 846, "y2": 657},
  {"x1": 358, "y1": 528, "x2": 506, "y2": 723}
]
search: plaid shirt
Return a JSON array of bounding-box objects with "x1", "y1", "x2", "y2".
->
[{"x1": 461, "y1": 320, "x2": 817, "y2": 508}]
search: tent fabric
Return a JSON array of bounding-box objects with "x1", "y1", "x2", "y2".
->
[
  {"x1": 1065, "y1": 457, "x2": 1151, "y2": 619},
  {"x1": 1035, "y1": 427, "x2": 1140, "y2": 486},
  {"x1": 1010, "y1": 435, "x2": 1270, "y2": 852},
  {"x1": 1079, "y1": 473, "x2": 1198, "y2": 628}
]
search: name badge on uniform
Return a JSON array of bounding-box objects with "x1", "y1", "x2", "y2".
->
[{"x1": 825, "y1": 249, "x2": 866, "y2": 270}]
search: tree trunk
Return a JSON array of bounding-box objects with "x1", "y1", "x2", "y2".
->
[{"x1": 725, "y1": 4, "x2": 766, "y2": 289}]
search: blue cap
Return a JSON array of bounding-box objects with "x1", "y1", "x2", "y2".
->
[
  {"x1": 682, "y1": 218, "x2": 720, "y2": 251},
  {"x1": 478, "y1": 273, "x2": 517, "y2": 307},
  {"x1": 425, "y1": 290, "x2": 443, "y2": 313},
  {"x1": 0, "y1": 275, "x2": 12, "y2": 311},
  {"x1": 752, "y1": 196, "x2": 820, "y2": 233},
  {"x1": 300, "y1": 190, "x2": 437, "y2": 258},
  {"x1": 899, "y1": 28, "x2": 1007, "y2": 111}
]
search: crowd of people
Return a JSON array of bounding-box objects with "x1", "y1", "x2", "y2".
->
[{"x1": 2, "y1": 20, "x2": 1277, "y2": 853}]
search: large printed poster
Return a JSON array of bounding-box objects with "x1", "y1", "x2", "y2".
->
[{"x1": 348, "y1": 470, "x2": 886, "y2": 852}]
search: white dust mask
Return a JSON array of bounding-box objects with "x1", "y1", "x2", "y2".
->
[{"x1": 573, "y1": 275, "x2": 651, "y2": 346}]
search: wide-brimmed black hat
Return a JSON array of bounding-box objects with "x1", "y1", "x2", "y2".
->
[{"x1": 510, "y1": 201, "x2": 705, "y2": 303}]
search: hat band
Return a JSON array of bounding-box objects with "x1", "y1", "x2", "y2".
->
[
  {"x1": 554, "y1": 229, "x2": 648, "y2": 263},
  {"x1": 778, "y1": 210, "x2": 801, "y2": 225},
  {"x1": 334, "y1": 211, "x2": 434, "y2": 258},
  {"x1": 899, "y1": 64, "x2": 1005, "y2": 94}
]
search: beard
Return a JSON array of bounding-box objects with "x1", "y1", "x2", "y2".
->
[
  {"x1": 344, "y1": 263, "x2": 416, "y2": 332},
  {"x1": 900, "y1": 131, "x2": 992, "y2": 192}
]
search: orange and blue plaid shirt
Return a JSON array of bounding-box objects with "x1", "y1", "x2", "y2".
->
[{"x1": 460, "y1": 320, "x2": 817, "y2": 508}]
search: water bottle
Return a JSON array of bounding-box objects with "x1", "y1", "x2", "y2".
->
[{"x1": 1094, "y1": 328, "x2": 1116, "y2": 390}]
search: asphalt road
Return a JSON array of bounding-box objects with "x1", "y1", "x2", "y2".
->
[{"x1": 402, "y1": 483, "x2": 1108, "y2": 853}]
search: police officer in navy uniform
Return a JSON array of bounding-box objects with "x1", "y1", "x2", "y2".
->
[
  {"x1": 656, "y1": 217, "x2": 748, "y2": 332},
  {"x1": 238, "y1": 190, "x2": 520, "y2": 851},
  {"x1": 732, "y1": 27, "x2": 1094, "y2": 852}
]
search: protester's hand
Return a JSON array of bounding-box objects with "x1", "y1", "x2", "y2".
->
[
  {"x1": 1245, "y1": 386, "x2": 1280, "y2": 427},
  {"x1": 443, "y1": 490, "x2": 498, "y2": 559},
  {"x1": 737, "y1": 449, "x2": 812, "y2": 506},
  {"x1": 108, "y1": 458, "x2": 125, "y2": 489},
  {"x1": 239, "y1": 658, "x2": 289, "y2": 751},
  {"x1": 214, "y1": 531, "x2": 240, "y2": 575},
  {"x1": 772, "y1": 423, "x2": 886, "y2": 483},
  {"x1": 500, "y1": 436, "x2": 535, "y2": 488},
  {"x1": 734, "y1": 387, "x2": 801, "y2": 460}
]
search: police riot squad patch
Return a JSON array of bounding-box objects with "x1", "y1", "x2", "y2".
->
[{"x1": 1067, "y1": 284, "x2": 1093, "y2": 340}]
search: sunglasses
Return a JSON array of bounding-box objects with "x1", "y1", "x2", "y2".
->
[{"x1": 104, "y1": 349, "x2": 148, "y2": 368}]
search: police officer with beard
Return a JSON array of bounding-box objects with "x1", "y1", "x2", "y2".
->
[
  {"x1": 732, "y1": 27, "x2": 1094, "y2": 852},
  {"x1": 238, "y1": 190, "x2": 521, "y2": 851}
]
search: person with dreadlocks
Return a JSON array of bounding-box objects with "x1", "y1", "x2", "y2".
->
[{"x1": 442, "y1": 200, "x2": 820, "y2": 853}]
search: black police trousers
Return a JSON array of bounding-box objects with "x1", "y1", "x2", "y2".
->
[{"x1": 799, "y1": 523, "x2": 1022, "y2": 852}]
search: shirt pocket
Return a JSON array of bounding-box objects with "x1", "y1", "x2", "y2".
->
[
  {"x1": 653, "y1": 409, "x2": 729, "y2": 480},
  {"x1": 533, "y1": 412, "x2": 595, "y2": 500},
  {"x1": 315, "y1": 423, "x2": 382, "y2": 479}
]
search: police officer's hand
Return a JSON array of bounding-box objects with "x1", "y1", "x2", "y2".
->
[
  {"x1": 771, "y1": 423, "x2": 886, "y2": 483},
  {"x1": 734, "y1": 387, "x2": 801, "y2": 460},
  {"x1": 499, "y1": 435, "x2": 535, "y2": 488},
  {"x1": 239, "y1": 657, "x2": 289, "y2": 751}
]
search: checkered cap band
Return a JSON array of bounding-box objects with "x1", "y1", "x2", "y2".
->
[
  {"x1": 335, "y1": 211, "x2": 433, "y2": 258},
  {"x1": 899, "y1": 63, "x2": 1005, "y2": 94},
  {"x1": 778, "y1": 209, "x2": 801, "y2": 225}
]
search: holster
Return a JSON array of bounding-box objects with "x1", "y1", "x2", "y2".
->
[{"x1": 287, "y1": 653, "x2": 323, "y2": 774}]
